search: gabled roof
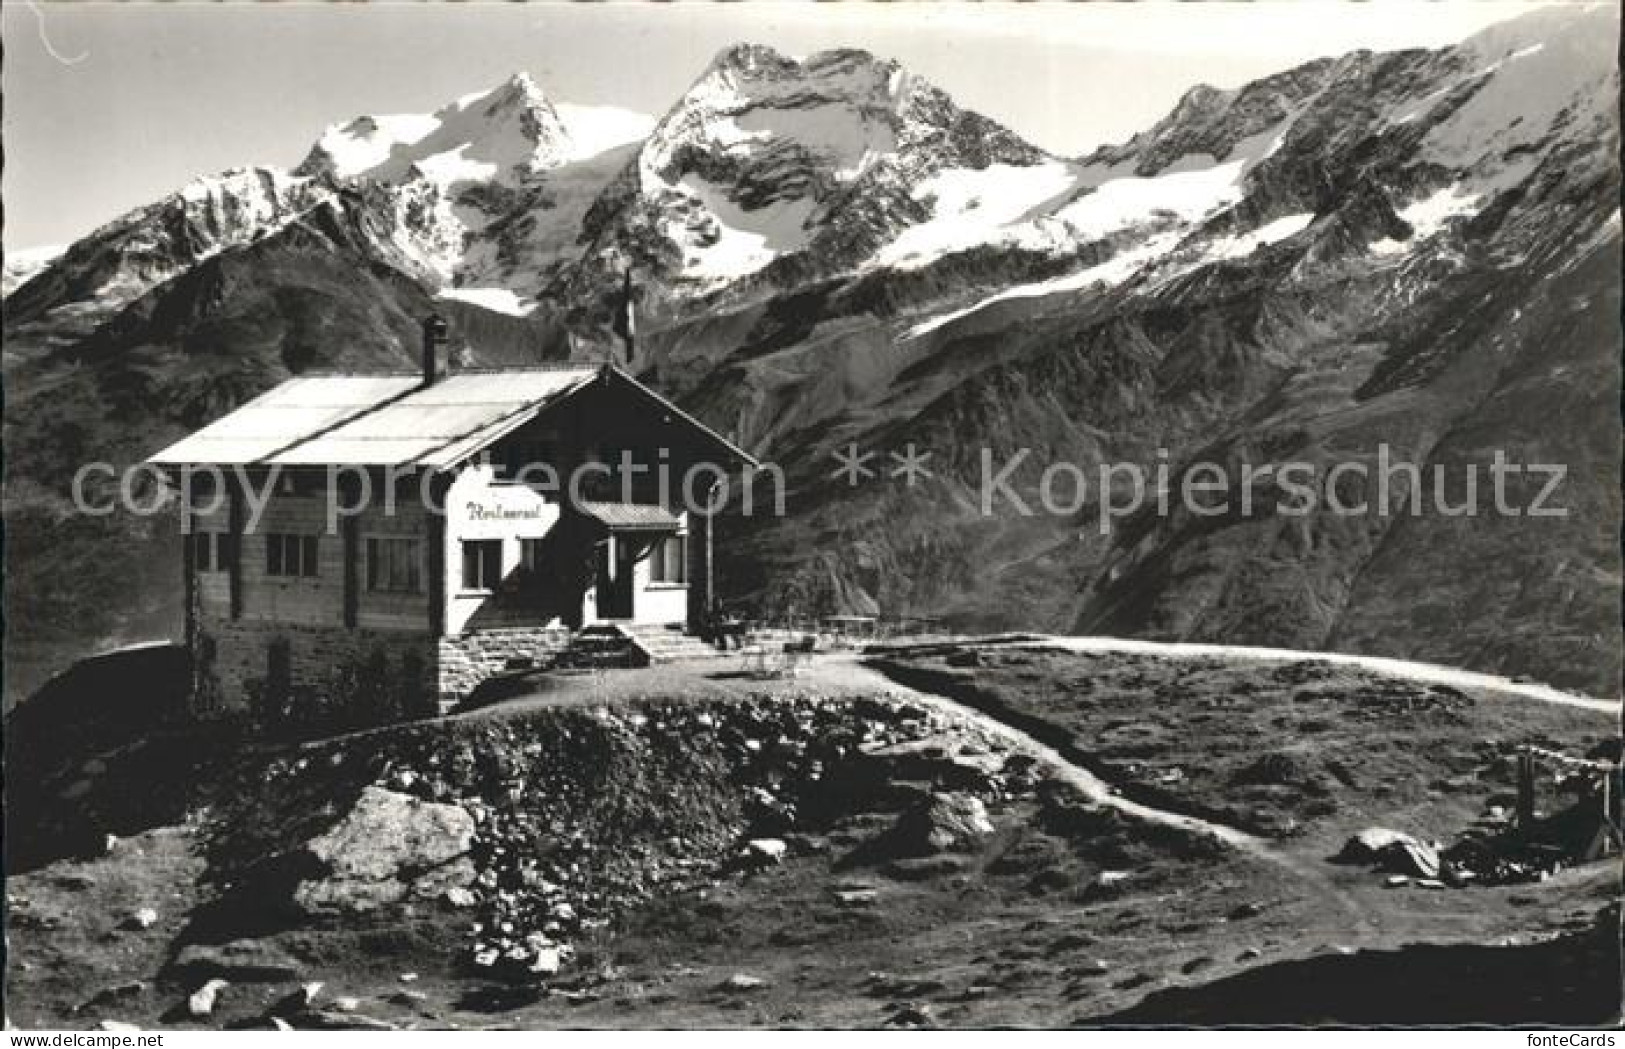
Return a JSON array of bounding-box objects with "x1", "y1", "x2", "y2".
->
[{"x1": 147, "y1": 364, "x2": 757, "y2": 470}]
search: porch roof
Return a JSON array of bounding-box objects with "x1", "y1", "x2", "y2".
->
[{"x1": 574, "y1": 500, "x2": 683, "y2": 532}]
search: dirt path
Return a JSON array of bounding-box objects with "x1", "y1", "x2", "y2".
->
[
  {"x1": 1029, "y1": 636, "x2": 1618, "y2": 716},
  {"x1": 805, "y1": 657, "x2": 1379, "y2": 930}
]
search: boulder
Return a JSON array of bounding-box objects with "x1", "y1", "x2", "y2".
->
[
  {"x1": 746, "y1": 838, "x2": 789, "y2": 865},
  {"x1": 1336, "y1": 827, "x2": 1418, "y2": 864},
  {"x1": 529, "y1": 947, "x2": 562, "y2": 976},
  {"x1": 120, "y1": 907, "x2": 159, "y2": 931},
  {"x1": 292, "y1": 787, "x2": 476, "y2": 915},
  {"x1": 187, "y1": 978, "x2": 229, "y2": 1018},
  {"x1": 885, "y1": 792, "x2": 995, "y2": 857}
]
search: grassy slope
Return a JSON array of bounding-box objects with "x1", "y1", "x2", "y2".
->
[{"x1": 869, "y1": 647, "x2": 1612, "y2": 847}]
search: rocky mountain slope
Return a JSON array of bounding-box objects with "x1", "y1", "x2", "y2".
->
[{"x1": 3, "y1": 4, "x2": 1619, "y2": 697}]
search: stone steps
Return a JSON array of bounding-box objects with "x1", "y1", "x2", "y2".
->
[{"x1": 614, "y1": 624, "x2": 727, "y2": 663}]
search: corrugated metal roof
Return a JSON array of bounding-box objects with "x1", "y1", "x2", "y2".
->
[
  {"x1": 270, "y1": 369, "x2": 597, "y2": 466},
  {"x1": 575, "y1": 500, "x2": 683, "y2": 531},
  {"x1": 148, "y1": 376, "x2": 422, "y2": 465},
  {"x1": 145, "y1": 365, "x2": 757, "y2": 472},
  {"x1": 148, "y1": 369, "x2": 598, "y2": 468}
]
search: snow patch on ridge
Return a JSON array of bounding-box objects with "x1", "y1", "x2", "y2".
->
[
  {"x1": 673, "y1": 174, "x2": 818, "y2": 280},
  {"x1": 1207, "y1": 213, "x2": 1315, "y2": 260},
  {"x1": 1400, "y1": 186, "x2": 1482, "y2": 235},
  {"x1": 309, "y1": 114, "x2": 442, "y2": 181},
  {"x1": 439, "y1": 287, "x2": 532, "y2": 316},
  {"x1": 876, "y1": 161, "x2": 1078, "y2": 268},
  {"x1": 905, "y1": 231, "x2": 1184, "y2": 340},
  {"x1": 554, "y1": 105, "x2": 656, "y2": 159},
  {"x1": 884, "y1": 123, "x2": 1288, "y2": 276}
]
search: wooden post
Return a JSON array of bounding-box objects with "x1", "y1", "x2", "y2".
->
[
  {"x1": 427, "y1": 472, "x2": 448, "y2": 637},
  {"x1": 181, "y1": 501, "x2": 199, "y2": 718},
  {"x1": 227, "y1": 477, "x2": 244, "y2": 620},
  {"x1": 341, "y1": 469, "x2": 361, "y2": 629},
  {"x1": 342, "y1": 511, "x2": 359, "y2": 629},
  {"x1": 1516, "y1": 750, "x2": 1536, "y2": 831},
  {"x1": 182, "y1": 507, "x2": 197, "y2": 645}
]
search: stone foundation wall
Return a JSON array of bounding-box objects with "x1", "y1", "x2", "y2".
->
[
  {"x1": 195, "y1": 614, "x2": 438, "y2": 725},
  {"x1": 193, "y1": 612, "x2": 576, "y2": 723},
  {"x1": 438, "y1": 628, "x2": 573, "y2": 707}
]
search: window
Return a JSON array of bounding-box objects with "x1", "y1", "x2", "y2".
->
[
  {"x1": 520, "y1": 537, "x2": 544, "y2": 572},
  {"x1": 650, "y1": 534, "x2": 687, "y2": 585},
  {"x1": 366, "y1": 537, "x2": 422, "y2": 593},
  {"x1": 266, "y1": 533, "x2": 319, "y2": 578},
  {"x1": 462, "y1": 539, "x2": 503, "y2": 591}
]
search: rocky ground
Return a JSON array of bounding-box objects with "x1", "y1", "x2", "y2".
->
[{"x1": 5, "y1": 646, "x2": 1619, "y2": 1028}]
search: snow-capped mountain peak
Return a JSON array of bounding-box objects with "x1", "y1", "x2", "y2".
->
[
  {"x1": 563, "y1": 43, "x2": 1056, "y2": 290},
  {"x1": 296, "y1": 72, "x2": 576, "y2": 188}
]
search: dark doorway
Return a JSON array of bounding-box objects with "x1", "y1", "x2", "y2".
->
[{"x1": 594, "y1": 540, "x2": 635, "y2": 619}]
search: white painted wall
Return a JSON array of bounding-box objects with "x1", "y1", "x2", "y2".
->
[{"x1": 442, "y1": 462, "x2": 564, "y2": 635}]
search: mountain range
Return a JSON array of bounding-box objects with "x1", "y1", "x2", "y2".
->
[{"x1": 4, "y1": 4, "x2": 1619, "y2": 699}]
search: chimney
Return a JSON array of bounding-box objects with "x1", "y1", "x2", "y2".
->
[{"x1": 421, "y1": 313, "x2": 449, "y2": 385}]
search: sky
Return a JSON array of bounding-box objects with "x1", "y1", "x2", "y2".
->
[{"x1": 2, "y1": 0, "x2": 1559, "y2": 253}]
